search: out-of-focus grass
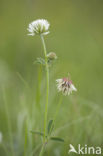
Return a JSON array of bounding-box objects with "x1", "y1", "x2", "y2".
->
[{"x1": 0, "y1": 0, "x2": 103, "y2": 156}]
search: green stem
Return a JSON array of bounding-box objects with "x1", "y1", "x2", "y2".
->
[
  {"x1": 39, "y1": 144, "x2": 45, "y2": 156},
  {"x1": 39, "y1": 35, "x2": 49, "y2": 155},
  {"x1": 48, "y1": 95, "x2": 63, "y2": 136}
]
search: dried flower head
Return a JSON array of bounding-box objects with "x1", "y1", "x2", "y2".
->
[
  {"x1": 27, "y1": 19, "x2": 50, "y2": 36},
  {"x1": 56, "y1": 77, "x2": 77, "y2": 95},
  {"x1": 47, "y1": 52, "x2": 57, "y2": 60}
]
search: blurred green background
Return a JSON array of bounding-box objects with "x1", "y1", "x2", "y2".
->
[{"x1": 0, "y1": 0, "x2": 103, "y2": 156}]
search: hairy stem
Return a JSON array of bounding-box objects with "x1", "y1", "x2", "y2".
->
[{"x1": 39, "y1": 35, "x2": 49, "y2": 155}]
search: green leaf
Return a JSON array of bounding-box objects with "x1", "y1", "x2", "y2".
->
[
  {"x1": 48, "y1": 120, "x2": 54, "y2": 134},
  {"x1": 50, "y1": 137, "x2": 64, "y2": 143},
  {"x1": 30, "y1": 130, "x2": 44, "y2": 137},
  {"x1": 34, "y1": 57, "x2": 45, "y2": 65}
]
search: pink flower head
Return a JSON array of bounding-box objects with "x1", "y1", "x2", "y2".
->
[{"x1": 56, "y1": 77, "x2": 77, "y2": 96}]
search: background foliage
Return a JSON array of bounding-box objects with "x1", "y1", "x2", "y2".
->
[{"x1": 0, "y1": 0, "x2": 103, "y2": 155}]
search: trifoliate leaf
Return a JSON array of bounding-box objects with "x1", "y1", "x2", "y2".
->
[
  {"x1": 34, "y1": 57, "x2": 46, "y2": 66},
  {"x1": 50, "y1": 137, "x2": 64, "y2": 143}
]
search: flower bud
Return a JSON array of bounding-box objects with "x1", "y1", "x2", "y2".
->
[{"x1": 46, "y1": 52, "x2": 57, "y2": 60}]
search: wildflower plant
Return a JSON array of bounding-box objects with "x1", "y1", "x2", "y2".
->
[{"x1": 27, "y1": 19, "x2": 77, "y2": 156}]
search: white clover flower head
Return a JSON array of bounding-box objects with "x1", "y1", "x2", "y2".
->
[
  {"x1": 56, "y1": 77, "x2": 77, "y2": 96},
  {"x1": 0, "y1": 132, "x2": 3, "y2": 143},
  {"x1": 27, "y1": 19, "x2": 50, "y2": 36}
]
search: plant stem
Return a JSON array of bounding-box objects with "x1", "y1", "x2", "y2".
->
[
  {"x1": 48, "y1": 95, "x2": 63, "y2": 136},
  {"x1": 39, "y1": 144, "x2": 45, "y2": 156},
  {"x1": 40, "y1": 35, "x2": 49, "y2": 155}
]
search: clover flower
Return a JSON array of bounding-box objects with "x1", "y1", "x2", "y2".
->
[
  {"x1": 27, "y1": 19, "x2": 50, "y2": 36},
  {"x1": 56, "y1": 77, "x2": 77, "y2": 96}
]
